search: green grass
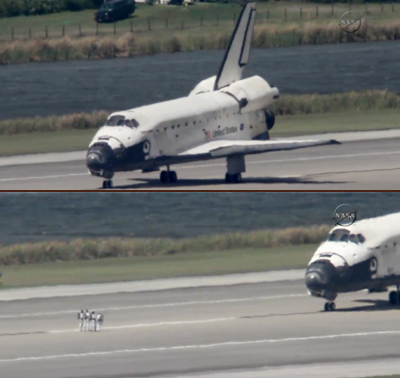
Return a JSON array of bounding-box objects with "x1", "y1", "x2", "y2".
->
[
  {"x1": 0, "y1": 2, "x2": 396, "y2": 41},
  {"x1": 0, "y1": 244, "x2": 314, "y2": 288},
  {"x1": 0, "y1": 129, "x2": 93, "y2": 156},
  {"x1": 272, "y1": 109, "x2": 400, "y2": 137},
  {"x1": 1, "y1": 109, "x2": 399, "y2": 156}
]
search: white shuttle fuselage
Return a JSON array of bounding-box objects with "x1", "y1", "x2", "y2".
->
[
  {"x1": 86, "y1": 1, "x2": 339, "y2": 189},
  {"x1": 305, "y1": 212, "x2": 400, "y2": 311}
]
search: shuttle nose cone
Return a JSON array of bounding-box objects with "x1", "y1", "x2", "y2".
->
[
  {"x1": 86, "y1": 151, "x2": 104, "y2": 171},
  {"x1": 86, "y1": 143, "x2": 115, "y2": 173},
  {"x1": 305, "y1": 259, "x2": 339, "y2": 295},
  {"x1": 305, "y1": 271, "x2": 325, "y2": 291}
]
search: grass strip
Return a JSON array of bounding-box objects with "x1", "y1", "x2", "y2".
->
[
  {"x1": 1, "y1": 110, "x2": 399, "y2": 156},
  {"x1": 1, "y1": 91, "x2": 399, "y2": 136},
  {"x1": 1, "y1": 18, "x2": 400, "y2": 64},
  {"x1": 0, "y1": 225, "x2": 329, "y2": 266},
  {"x1": 0, "y1": 245, "x2": 314, "y2": 288}
]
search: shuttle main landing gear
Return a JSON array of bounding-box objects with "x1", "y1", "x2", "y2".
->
[
  {"x1": 225, "y1": 155, "x2": 245, "y2": 184},
  {"x1": 225, "y1": 173, "x2": 242, "y2": 183},
  {"x1": 160, "y1": 166, "x2": 178, "y2": 184},
  {"x1": 324, "y1": 301, "x2": 336, "y2": 312},
  {"x1": 388, "y1": 285, "x2": 400, "y2": 305}
]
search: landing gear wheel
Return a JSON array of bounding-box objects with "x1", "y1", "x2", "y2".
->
[
  {"x1": 168, "y1": 171, "x2": 178, "y2": 183},
  {"x1": 102, "y1": 180, "x2": 113, "y2": 189},
  {"x1": 324, "y1": 302, "x2": 336, "y2": 311},
  {"x1": 225, "y1": 173, "x2": 242, "y2": 183},
  {"x1": 234, "y1": 173, "x2": 242, "y2": 183},
  {"x1": 160, "y1": 170, "x2": 169, "y2": 183},
  {"x1": 389, "y1": 291, "x2": 398, "y2": 305}
]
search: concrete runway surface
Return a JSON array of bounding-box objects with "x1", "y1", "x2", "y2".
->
[
  {"x1": 2, "y1": 280, "x2": 400, "y2": 378},
  {"x1": 2, "y1": 137, "x2": 400, "y2": 190}
]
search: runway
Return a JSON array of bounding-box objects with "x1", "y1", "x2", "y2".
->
[
  {"x1": 2, "y1": 280, "x2": 400, "y2": 378},
  {"x1": 2, "y1": 138, "x2": 400, "y2": 190}
]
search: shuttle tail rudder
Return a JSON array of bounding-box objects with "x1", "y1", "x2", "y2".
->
[{"x1": 214, "y1": 1, "x2": 257, "y2": 91}]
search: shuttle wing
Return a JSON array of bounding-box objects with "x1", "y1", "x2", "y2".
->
[
  {"x1": 154, "y1": 139, "x2": 340, "y2": 165},
  {"x1": 214, "y1": 1, "x2": 257, "y2": 91},
  {"x1": 180, "y1": 139, "x2": 340, "y2": 158}
]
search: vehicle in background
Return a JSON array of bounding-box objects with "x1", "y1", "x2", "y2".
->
[{"x1": 95, "y1": 0, "x2": 135, "y2": 23}]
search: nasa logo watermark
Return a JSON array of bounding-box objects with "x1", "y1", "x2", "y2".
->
[
  {"x1": 339, "y1": 11, "x2": 362, "y2": 33},
  {"x1": 333, "y1": 204, "x2": 358, "y2": 227},
  {"x1": 369, "y1": 257, "x2": 378, "y2": 274},
  {"x1": 143, "y1": 140, "x2": 151, "y2": 155}
]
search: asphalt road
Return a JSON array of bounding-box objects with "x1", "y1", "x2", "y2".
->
[
  {"x1": 2, "y1": 138, "x2": 400, "y2": 190},
  {"x1": 2, "y1": 280, "x2": 400, "y2": 378}
]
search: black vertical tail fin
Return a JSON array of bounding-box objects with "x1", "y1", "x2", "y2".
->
[{"x1": 214, "y1": 1, "x2": 257, "y2": 91}]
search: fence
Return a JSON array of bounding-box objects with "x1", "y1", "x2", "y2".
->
[{"x1": 0, "y1": 3, "x2": 395, "y2": 42}]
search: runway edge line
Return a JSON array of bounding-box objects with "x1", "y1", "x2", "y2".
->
[{"x1": 0, "y1": 269, "x2": 305, "y2": 302}]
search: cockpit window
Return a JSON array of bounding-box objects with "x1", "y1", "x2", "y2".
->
[
  {"x1": 328, "y1": 229, "x2": 349, "y2": 241},
  {"x1": 105, "y1": 116, "x2": 140, "y2": 128},
  {"x1": 357, "y1": 234, "x2": 366, "y2": 243},
  {"x1": 349, "y1": 234, "x2": 359, "y2": 244},
  {"x1": 327, "y1": 229, "x2": 366, "y2": 244},
  {"x1": 124, "y1": 119, "x2": 140, "y2": 128},
  {"x1": 106, "y1": 115, "x2": 125, "y2": 126}
]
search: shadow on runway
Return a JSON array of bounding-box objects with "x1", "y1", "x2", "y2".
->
[
  {"x1": 112, "y1": 176, "x2": 347, "y2": 190},
  {"x1": 240, "y1": 311, "x2": 318, "y2": 319},
  {"x1": 240, "y1": 299, "x2": 398, "y2": 318},
  {"x1": 335, "y1": 299, "x2": 399, "y2": 312}
]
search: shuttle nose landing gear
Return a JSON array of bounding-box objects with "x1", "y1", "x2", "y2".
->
[
  {"x1": 102, "y1": 180, "x2": 113, "y2": 189},
  {"x1": 100, "y1": 171, "x2": 114, "y2": 189},
  {"x1": 324, "y1": 301, "x2": 336, "y2": 311},
  {"x1": 160, "y1": 166, "x2": 178, "y2": 184}
]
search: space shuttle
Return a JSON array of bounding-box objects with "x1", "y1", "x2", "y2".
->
[
  {"x1": 305, "y1": 212, "x2": 400, "y2": 311},
  {"x1": 86, "y1": 1, "x2": 339, "y2": 189}
]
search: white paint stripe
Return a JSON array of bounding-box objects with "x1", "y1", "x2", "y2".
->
[
  {"x1": 1, "y1": 331, "x2": 400, "y2": 363},
  {"x1": 178, "y1": 150, "x2": 400, "y2": 170},
  {"x1": 49, "y1": 317, "x2": 235, "y2": 334},
  {"x1": 1, "y1": 150, "x2": 399, "y2": 182},
  {"x1": 0, "y1": 294, "x2": 306, "y2": 319},
  {"x1": 0, "y1": 173, "x2": 87, "y2": 182}
]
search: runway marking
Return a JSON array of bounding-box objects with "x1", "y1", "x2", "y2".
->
[
  {"x1": 0, "y1": 173, "x2": 87, "y2": 182},
  {"x1": 1, "y1": 150, "x2": 400, "y2": 182},
  {"x1": 49, "y1": 317, "x2": 235, "y2": 334},
  {"x1": 0, "y1": 294, "x2": 307, "y2": 319},
  {"x1": 178, "y1": 150, "x2": 400, "y2": 170},
  {"x1": 2, "y1": 330, "x2": 400, "y2": 363}
]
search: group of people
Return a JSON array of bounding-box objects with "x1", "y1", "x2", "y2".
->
[{"x1": 78, "y1": 310, "x2": 104, "y2": 332}]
